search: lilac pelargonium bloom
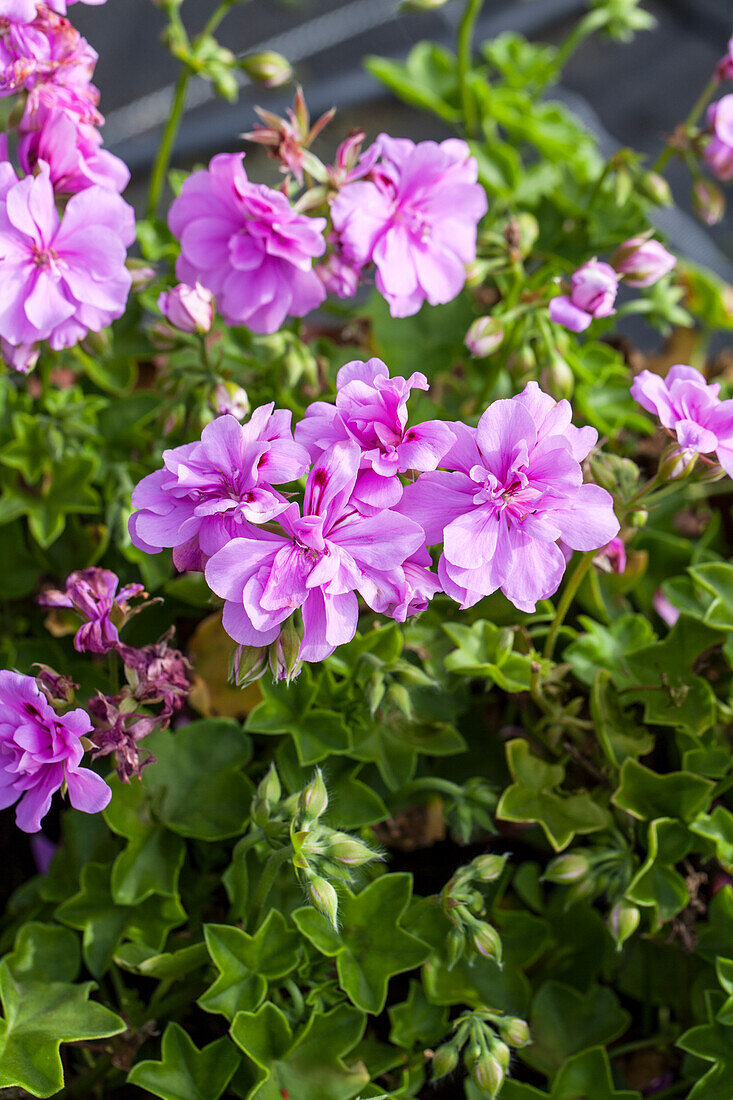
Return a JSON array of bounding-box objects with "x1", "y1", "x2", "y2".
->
[
  {"x1": 295, "y1": 357, "x2": 455, "y2": 514},
  {"x1": 129, "y1": 406, "x2": 310, "y2": 572},
  {"x1": 0, "y1": 161, "x2": 134, "y2": 351},
  {"x1": 19, "y1": 109, "x2": 130, "y2": 194},
  {"x1": 39, "y1": 567, "x2": 145, "y2": 654},
  {"x1": 205, "y1": 441, "x2": 427, "y2": 663},
  {"x1": 331, "y1": 134, "x2": 487, "y2": 318},
  {"x1": 0, "y1": 0, "x2": 38, "y2": 21},
  {"x1": 631, "y1": 364, "x2": 733, "y2": 476},
  {"x1": 168, "y1": 152, "x2": 327, "y2": 334},
  {"x1": 549, "y1": 260, "x2": 619, "y2": 333},
  {"x1": 0, "y1": 670, "x2": 110, "y2": 832},
  {"x1": 704, "y1": 95, "x2": 733, "y2": 182},
  {"x1": 399, "y1": 382, "x2": 619, "y2": 613}
]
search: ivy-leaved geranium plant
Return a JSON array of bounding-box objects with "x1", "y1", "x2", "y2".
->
[{"x1": 0, "y1": 0, "x2": 732, "y2": 1097}]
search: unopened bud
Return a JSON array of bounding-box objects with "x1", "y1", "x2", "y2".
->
[
  {"x1": 465, "y1": 316, "x2": 504, "y2": 358},
  {"x1": 240, "y1": 50, "x2": 293, "y2": 88},
  {"x1": 471, "y1": 1053, "x2": 504, "y2": 1096},
  {"x1": 638, "y1": 170, "x2": 673, "y2": 207},
  {"x1": 446, "y1": 927, "x2": 465, "y2": 969},
  {"x1": 608, "y1": 899, "x2": 640, "y2": 949},
  {"x1": 254, "y1": 764, "x2": 280, "y2": 817},
  {"x1": 432, "y1": 1044, "x2": 459, "y2": 1079},
  {"x1": 658, "y1": 441, "x2": 698, "y2": 481},
  {"x1": 544, "y1": 853, "x2": 589, "y2": 884},
  {"x1": 34, "y1": 665, "x2": 77, "y2": 706},
  {"x1": 308, "y1": 875, "x2": 338, "y2": 928},
  {"x1": 541, "y1": 353, "x2": 574, "y2": 400},
  {"x1": 472, "y1": 854, "x2": 507, "y2": 883},
  {"x1": 472, "y1": 922, "x2": 502, "y2": 964},
  {"x1": 158, "y1": 282, "x2": 214, "y2": 334},
  {"x1": 212, "y1": 380, "x2": 249, "y2": 420},
  {"x1": 127, "y1": 259, "x2": 157, "y2": 289},
  {"x1": 328, "y1": 832, "x2": 379, "y2": 867},
  {"x1": 491, "y1": 1040, "x2": 511, "y2": 1073},
  {"x1": 628, "y1": 509, "x2": 648, "y2": 528},
  {"x1": 229, "y1": 643, "x2": 267, "y2": 688},
  {"x1": 693, "y1": 178, "x2": 725, "y2": 226},
  {"x1": 268, "y1": 618, "x2": 303, "y2": 685},
  {"x1": 499, "y1": 1017, "x2": 530, "y2": 1048},
  {"x1": 300, "y1": 768, "x2": 328, "y2": 822}
]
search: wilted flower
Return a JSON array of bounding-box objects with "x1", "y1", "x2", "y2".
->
[
  {"x1": 549, "y1": 260, "x2": 618, "y2": 332},
  {"x1": 703, "y1": 95, "x2": 733, "y2": 181},
  {"x1": 612, "y1": 236, "x2": 676, "y2": 287},
  {"x1": 0, "y1": 669, "x2": 110, "y2": 832},
  {"x1": 168, "y1": 152, "x2": 327, "y2": 333},
  {"x1": 158, "y1": 282, "x2": 213, "y2": 334},
  {"x1": 399, "y1": 382, "x2": 618, "y2": 612},
  {"x1": 87, "y1": 692, "x2": 157, "y2": 782},
  {"x1": 119, "y1": 633, "x2": 191, "y2": 719},
  {"x1": 241, "y1": 86, "x2": 335, "y2": 183},
  {"x1": 39, "y1": 568, "x2": 145, "y2": 654}
]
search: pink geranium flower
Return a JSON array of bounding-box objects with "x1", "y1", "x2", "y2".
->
[
  {"x1": 399, "y1": 382, "x2": 619, "y2": 613},
  {"x1": 704, "y1": 95, "x2": 733, "y2": 182},
  {"x1": 168, "y1": 152, "x2": 327, "y2": 334},
  {"x1": 549, "y1": 260, "x2": 619, "y2": 333},
  {"x1": 19, "y1": 108, "x2": 129, "y2": 193},
  {"x1": 296, "y1": 357, "x2": 455, "y2": 514},
  {"x1": 39, "y1": 568, "x2": 145, "y2": 654},
  {"x1": 0, "y1": 670, "x2": 110, "y2": 832},
  {"x1": 331, "y1": 134, "x2": 487, "y2": 318},
  {"x1": 129, "y1": 407, "x2": 310, "y2": 572},
  {"x1": 205, "y1": 441, "x2": 427, "y2": 662},
  {"x1": 0, "y1": 161, "x2": 134, "y2": 350},
  {"x1": 631, "y1": 364, "x2": 733, "y2": 476}
]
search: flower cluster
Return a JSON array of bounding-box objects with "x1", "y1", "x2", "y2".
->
[
  {"x1": 39, "y1": 567, "x2": 145, "y2": 653},
  {"x1": 129, "y1": 360, "x2": 619, "y2": 669},
  {"x1": 0, "y1": 0, "x2": 132, "y2": 365}
]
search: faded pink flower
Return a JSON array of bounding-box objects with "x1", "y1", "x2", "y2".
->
[
  {"x1": 39, "y1": 568, "x2": 145, "y2": 654},
  {"x1": 119, "y1": 634, "x2": 191, "y2": 720},
  {"x1": 653, "y1": 589, "x2": 680, "y2": 627},
  {"x1": 0, "y1": 669, "x2": 110, "y2": 832}
]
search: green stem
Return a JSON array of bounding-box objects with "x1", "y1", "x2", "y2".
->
[
  {"x1": 457, "y1": 0, "x2": 484, "y2": 139},
  {"x1": 146, "y1": 67, "x2": 192, "y2": 219},
  {"x1": 652, "y1": 74, "x2": 719, "y2": 175},
  {"x1": 249, "y1": 846, "x2": 293, "y2": 929},
  {"x1": 612, "y1": 1034, "x2": 668, "y2": 1058},
  {"x1": 200, "y1": 0, "x2": 238, "y2": 39},
  {"x1": 544, "y1": 551, "x2": 594, "y2": 662},
  {"x1": 551, "y1": 9, "x2": 606, "y2": 77}
]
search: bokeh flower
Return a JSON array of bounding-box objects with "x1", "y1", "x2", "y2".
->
[
  {"x1": 612, "y1": 236, "x2": 676, "y2": 287},
  {"x1": 703, "y1": 95, "x2": 733, "y2": 182}
]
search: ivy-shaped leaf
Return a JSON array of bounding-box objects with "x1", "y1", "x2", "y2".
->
[
  {"x1": 293, "y1": 873, "x2": 431, "y2": 1014},
  {"x1": 127, "y1": 1023, "x2": 240, "y2": 1100},
  {"x1": 625, "y1": 818, "x2": 693, "y2": 929},
  {"x1": 524, "y1": 981, "x2": 631, "y2": 1075},
  {"x1": 5, "y1": 922, "x2": 80, "y2": 984},
  {"x1": 0, "y1": 959, "x2": 124, "y2": 1098},
  {"x1": 246, "y1": 669, "x2": 352, "y2": 766},
  {"x1": 612, "y1": 759, "x2": 713, "y2": 822},
  {"x1": 443, "y1": 620, "x2": 539, "y2": 692},
  {"x1": 199, "y1": 911, "x2": 301, "y2": 1020},
  {"x1": 497, "y1": 739, "x2": 610, "y2": 851},
  {"x1": 388, "y1": 980, "x2": 449, "y2": 1050},
  {"x1": 691, "y1": 806, "x2": 733, "y2": 872},
  {"x1": 56, "y1": 862, "x2": 186, "y2": 977},
  {"x1": 565, "y1": 614, "x2": 655, "y2": 686},
  {"x1": 678, "y1": 990, "x2": 733, "y2": 1100},
  {"x1": 695, "y1": 886, "x2": 733, "y2": 964},
  {"x1": 590, "y1": 670, "x2": 654, "y2": 767},
  {"x1": 230, "y1": 1001, "x2": 369, "y2": 1100},
  {"x1": 500, "y1": 1046, "x2": 640, "y2": 1099},
  {"x1": 104, "y1": 776, "x2": 186, "y2": 905}
]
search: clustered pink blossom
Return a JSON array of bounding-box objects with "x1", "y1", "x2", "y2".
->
[
  {"x1": 549, "y1": 260, "x2": 619, "y2": 333},
  {"x1": 0, "y1": 669, "x2": 110, "y2": 832},
  {"x1": 704, "y1": 95, "x2": 733, "y2": 182},
  {"x1": 631, "y1": 364, "x2": 733, "y2": 476},
  {"x1": 331, "y1": 134, "x2": 487, "y2": 317},
  {"x1": 168, "y1": 153, "x2": 327, "y2": 334},
  {"x1": 39, "y1": 567, "x2": 145, "y2": 653},
  {"x1": 612, "y1": 236, "x2": 676, "y2": 287},
  {"x1": 129, "y1": 364, "x2": 619, "y2": 665}
]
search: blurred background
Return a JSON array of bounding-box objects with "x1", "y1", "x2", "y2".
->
[{"x1": 73, "y1": 0, "x2": 733, "y2": 278}]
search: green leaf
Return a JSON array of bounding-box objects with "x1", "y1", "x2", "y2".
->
[
  {"x1": 128, "y1": 1023, "x2": 240, "y2": 1100},
  {"x1": 246, "y1": 670, "x2": 351, "y2": 766},
  {"x1": 364, "y1": 42, "x2": 459, "y2": 124},
  {"x1": 104, "y1": 775, "x2": 185, "y2": 905},
  {"x1": 388, "y1": 980, "x2": 449, "y2": 1050},
  {"x1": 0, "y1": 959, "x2": 124, "y2": 1098},
  {"x1": 114, "y1": 942, "x2": 208, "y2": 981},
  {"x1": 689, "y1": 562, "x2": 733, "y2": 630},
  {"x1": 481, "y1": 31, "x2": 559, "y2": 91},
  {"x1": 5, "y1": 923, "x2": 80, "y2": 984},
  {"x1": 691, "y1": 807, "x2": 733, "y2": 872},
  {"x1": 625, "y1": 818, "x2": 693, "y2": 929},
  {"x1": 141, "y1": 719, "x2": 253, "y2": 839},
  {"x1": 199, "y1": 912, "x2": 301, "y2": 1020},
  {"x1": 565, "y1": 614, "x2": 655, "y2": 686},
  {"x1": 293, "y1": 873, "x2": 430, "y2": 1014},
  {"x1": 501, "y1": 1046, "x2": 640, "y2": 1099},
  {"x1": 56, "y1": 862, "x2": 186, "y2": 977},
  {"x1": 230, "y1": 1001, "x2": 369, "y2": 1100},
  {"x1": 696, "y1": 886, "x2": 733, "y2": 964},
  {"x1": 678, "y1": 990, "x2": 733, "y2": 1100},
  {"x1": 612, "y1": 759, "x2": 713, "y2": 822},
  {"x1": 525, "y1": 981, "x2": 631, "y2": 1074},
  {"x1": 443, "y1": 620, "x2": 538, "y2": 692},
  {"x1": 497, "y1": 739, "x2": 610, "y2": 851},
  {"x1": 590, "y1": 670, "x2": 654, "y2": 766}
]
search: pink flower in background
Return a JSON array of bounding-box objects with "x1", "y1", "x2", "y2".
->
[
  {"x1": 399, "y1": 382, "x2": 618, "y2": 612},
  {"x1": 129, "y1": 406, "x2": 310, "y2": 572},
  {"x1": 39, "y1": 568, "x2": 145, "y2": 654},
  {"x1": 0, "y1": 162, "x2": 134, "y2": 350},
  {"x1": 1, "y1": 337, "x2": 38, "y2": 372},
  {"x1": 119, "y1": 634, "x2": 191, "y2": 720},
  {"x1": 631, "y1": 364, "x2": 733, "y2": 476},
  {"x1": 315, "y1": 248, "x2": 360, "y2": 299},
  {"x1": 704, "y1": 95, "x2": 733, "y2": 181},
  {"x1": 549, "y1": 260, "x2": 619, "y2": 333},
  {"x1": 48, "y1": 0, "x2": 108, "y2": 10},
  {"x1": 0, "y1": 670, "x2": 110, "y2": 832},
  {"x1": 594, "y1": 537, "x2": 626, "y2": 574},
  {"x1": 612, "y1": 236, "x2": 676, "y2": 287},
  {"x1": 158, "y1": 282, "x2": 214, "y2": 334},
  {"x1": 331, "y1": 135, "x2": 487, "y2": 317},
  {"x1": 653, "y1": 589, "x2": 680, "y2": 628},
  {"x1": 19, "y1": 108, "x2": 129, "y2": 193},
  {"x1": 717, "y1": 38, "x2": 733, "y2": 82},
  {"x1": 205, "y1": 441, "x2": 426, "y2": 662},
  {"x1": 296, "y1": 358, "x2": 455, "y2": 515},
  {"x1": 169, "y1": 152, "x2": 327, "y2": 334},
  {"x1": 0, "y1": 0, "x2": 38, "y2": 23}
]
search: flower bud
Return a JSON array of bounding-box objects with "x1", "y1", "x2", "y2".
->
[
  {"x1": 693, "y1": 178, "x2": 725, "y2": 226},
  {"x1": 300, "y1": 768, "x2": 328, "y2": 823},
  {"x1": 638, "y1": 170, "x2": 672, "y2": 207},
  {"x1": 612, "y1": 236, "x2": 676, "y2": 287},
  {"x1": 472, "y1": 854, "x2": 507, "y2": 882},
  {"x1": 268, "y1": 618, "x2": 303, "y2": 685},
  {"x1": 1, "y1": 338, "x2": 39, "y2": 375},
  {"x1": 471, "y1": 1053, "x2": 504, "y2": 1096},
  {"x1": 628, "y1": 509, "x2": 648, "y2": 528},
  {"x1": 328, "y1": 832, "x2": 379, "y2": 867},
  {"x1": 500, "y1": 1017, "x2": 530, "y2": 1048},
  {"x1": 127, "y1": 260, "x2": 157, "y2": 289},
  {"x1": 446, "y1": 927, "x2": 465, "y2": 969},
  {"x1": 465, "y1": 317, "x2": 504, "y2": 358},
  {"x1": 472, "y1": 921, "x2": 503, "y2": 964},
  {"x1": 491, "y1": 1040, "x2": 511, "y2": 1073},
  {"x1": 34, "y1": 665, "x2": 77, "y2": 706},
  {"x1": 608, "y1": 899, "x2": 640, "y2": 949},
  {"x1": 240, "y1": 51, "x2": 293, "y2": 88},
  {"x1": 658, "y1": 441, "x2": 698, "y2": 481},
  {"x1": 544, "y1": 853, "x2": 589, "y2": 884},
  {"x1": 212, "y1": 381, "x2": 250, "y2": 420},
  {"x1": 432, "y1": 1044, "x2": 459, "y2": 1078},
  {"x1": 541, "y1": 353, "x2": 574, "y2": 400},
  {"x1": 308, "y1": 875, "x2": 339, "y2": 928},
  {"x1": 229, "y1": 643, "x2": 267, "y2": 688},
  {"x1": 253, "y1": 764, "x2": 281, "y2": 819},
  {"x1": 158, "y1": 282, "x2": 214, "y2": 334},
  {"x1": 594, "y1": 536, "x2": 627, "y2": 575}
]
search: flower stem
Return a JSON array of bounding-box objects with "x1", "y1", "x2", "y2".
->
[
  {"x1": 248, "y1": 846, "x2": 293, "y2": 929},
  {"x1": 146, "y1": 68, "x2": 192, "y2": 219},
  {"x1": 544, "y1": 551, "x2": 594, "y2": 661},
  {"x1": 651, "y1": 74, "x2": 719, "y2": 175},
  {"x1": 457, "y1": 0, "x2": 484, "y2": 139}
]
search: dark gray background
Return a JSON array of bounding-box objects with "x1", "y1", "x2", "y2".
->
[{"x1": 72, "y1": 0, "x2": 733, "y2": 276}]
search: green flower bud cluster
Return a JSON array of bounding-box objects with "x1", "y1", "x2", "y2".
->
[
  {"x1": 441, "y1": 853, "x2": 507, "y2": 968},
  {"x1": 432, "y1": 1007, "x2": 530, "y2": 1096},
  {"x1": 544, "y1": 841, "x2": 640, "y2": 946}
]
